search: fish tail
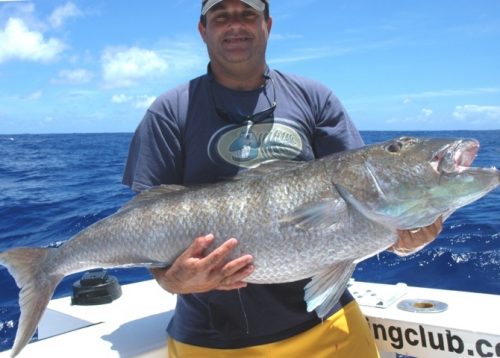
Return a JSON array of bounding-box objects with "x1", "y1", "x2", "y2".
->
[{"x1": 0, "y1": 248, "x2": 63, "y2": 357}]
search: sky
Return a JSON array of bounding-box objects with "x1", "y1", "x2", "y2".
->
[{"x1": 0, "y1": 0, "x2": 499, "y2": 134}]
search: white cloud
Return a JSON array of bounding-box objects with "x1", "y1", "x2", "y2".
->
[
  {"x1": 347, "y1": 87, "x2": 500, "y2": 107},
  {"x1": 111, "y1": 94, "x2": 132, "y2": 104},
  {"x1": 268, "y1": 39, "x2": 397, "y2": 65},
  {"x1": 111, "y1": 94, "x2": 156, "y2": 109},
  {"x1": 48, "y1": 2, "x2": 82, "y2": 28},
  {"x1": 54, "y1": 68, "x2": 93, "y2": 84},
  {"x1": 385, "y1": 107, "x2": 434, "y2": 126},
  {"x1": 26, "y1": 90, "x2": 42, "y2": 100},
  {"x1": 421, "y1": 108, "x2": 433, "y2": 117},
  {"x1": 269, "y1": 46, "x2": 352, "y2": 65},
  {"x1": 401, "y1": 88, "x2": 500, "y2": 101},
  {"x1": 102, "y1": 47, "x2": 169, "y2": 88},
  {"x1": 270, "y1": 33, "x2": 304, "y2": 41},
  {"x1": 453, "y1": 105, "x2": 500, "y2": 121},
  {"x1": 156, "y1": 42, "x2": 206, "y2": 72},
  {"x1": 134, "y1": 95, "x2": 156, "y2": 109},
  {"x1": 5, "y1": 89, "x2": 42, "y2": 101},
  {"x1": 0, "y1": 17, "x2": 64, "y2": 63}
]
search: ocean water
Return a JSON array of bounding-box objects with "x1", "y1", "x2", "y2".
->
[{"x1": 0, "y1": 131, "x2": 498, "y2": 352}]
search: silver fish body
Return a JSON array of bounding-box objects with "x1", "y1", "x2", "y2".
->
[{"x1": 1, "y1": 136, "x2": 498, "y2": 357}]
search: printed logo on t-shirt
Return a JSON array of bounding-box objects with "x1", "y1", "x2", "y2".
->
[{"x1": 207, "y1": 119, "x2": 305, "y2": 168}]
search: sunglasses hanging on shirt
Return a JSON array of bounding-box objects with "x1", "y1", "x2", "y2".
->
[{"x1": 210, "y1": 73, "x2": 277, "y2": 125}]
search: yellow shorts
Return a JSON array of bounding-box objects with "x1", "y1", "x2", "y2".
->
[{"x1": 167, "y1": 300, "x2": 379, "y2": 358}]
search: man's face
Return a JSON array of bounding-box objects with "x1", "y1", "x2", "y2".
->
[{"x1": 199, "y1": 0, "x2": 272, "y2": 68}]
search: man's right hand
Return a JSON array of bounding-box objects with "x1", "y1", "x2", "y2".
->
[{"x1": 150, "y1": 234, "x2": 254, "y2": 294}]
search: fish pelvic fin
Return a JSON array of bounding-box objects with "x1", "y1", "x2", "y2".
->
[
  {"x1": 0, "y1": 248, "x2": 63, "y2": 357},
  {"x1": 304, "y1": 261, "x2": 356, "y2": 319}
]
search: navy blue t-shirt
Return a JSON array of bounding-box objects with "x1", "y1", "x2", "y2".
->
[{"x1": 123, "y1": 66, "x2": 364, "y2": 348}]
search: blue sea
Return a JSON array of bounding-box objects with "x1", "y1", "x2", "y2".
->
[{"x1": 0, "y1": 131, "x2": 499, "y2": 352}]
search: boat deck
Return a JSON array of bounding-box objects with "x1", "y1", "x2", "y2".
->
[{"x1": 1, "y1": 279, "x2": 498, "y2": 358}]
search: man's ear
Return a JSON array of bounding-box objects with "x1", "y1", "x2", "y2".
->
[
  {"x1": 267, "y1": 16, "x2": 273, "y2": 34},
  {"x1": 198, "y1": 21, "x2": 207, "y2": 43}
]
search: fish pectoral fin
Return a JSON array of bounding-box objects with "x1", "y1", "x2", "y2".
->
[
  {"x1": 334, "y1": 184, "x2": 397, "y2": 226},
  {"x1": 118, "y1": 184, "x2": 187, "y2": 212},
  {"x1": 304, "y1": 261, "x2": 356, "y2": 319},
  {"x1": 279, "y1": 199, "x2": 346, "y2": 231}
]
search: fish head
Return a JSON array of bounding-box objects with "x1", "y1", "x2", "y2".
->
[{"x1": 330, "y1": 136, "x2": 499, "y2": 229}]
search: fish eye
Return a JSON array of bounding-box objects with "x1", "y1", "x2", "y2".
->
[{"x1": 386, "y1": 141, "x2": 403, "y2": 153}]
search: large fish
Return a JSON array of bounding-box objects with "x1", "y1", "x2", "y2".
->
[{"x1": 0, "y1": 137, "x2": 499, "y2": 356}]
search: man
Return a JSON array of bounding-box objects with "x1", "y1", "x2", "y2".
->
[{"x1": 123, "y1": 0, "x2": 442, "y2": 356}]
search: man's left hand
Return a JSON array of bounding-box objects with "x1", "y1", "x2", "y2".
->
[{"x1": 390, "y1": 216, "x2": 443, "y2": 256}]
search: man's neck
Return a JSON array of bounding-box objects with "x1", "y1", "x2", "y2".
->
[{"x1": 209, "y1": 62, "x2": 267, "y2": 91}]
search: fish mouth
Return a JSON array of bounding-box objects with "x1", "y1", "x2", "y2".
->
[{"x1": 430, "y1": 139, "x2": 480, "y2": 174}]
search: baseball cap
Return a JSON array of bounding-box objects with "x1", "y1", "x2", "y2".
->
[{"x1": 201, "y1": 0, "x2": 267, "y2": 15}]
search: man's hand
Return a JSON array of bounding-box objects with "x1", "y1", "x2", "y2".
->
[
  {"x1": 390, "y1": 216, "x2": 443, "y2": 256},
  {"x1": 151, "y1": 234, "x2": 254, "y2": 294}
]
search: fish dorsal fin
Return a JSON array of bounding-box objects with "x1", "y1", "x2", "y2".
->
[
  {"x1": 305, "y1": 261, "x2": 356, "y2": 318},
  {"x1": 234, "y1": 160, "x2": 305, "y2": 180},
  {"x1": 279, "y1": 199, "x2": 347, "y2": 231},
  {"x1": 119, "y1": 184, "x2": 186, "y2": 212}
]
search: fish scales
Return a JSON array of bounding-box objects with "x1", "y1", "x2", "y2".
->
[{"x1": 47, "y1": 161, "x2": 336, "y2": 280}]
